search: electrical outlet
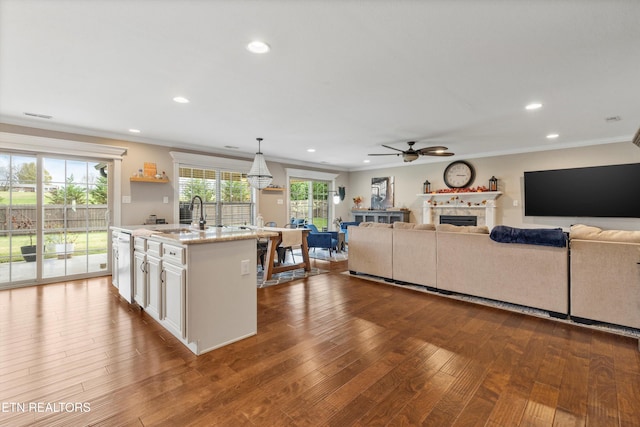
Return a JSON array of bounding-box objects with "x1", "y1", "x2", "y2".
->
[
  {"x1": 163, "y1": 196, "x2": 169, "y2": 204},
  {"x1": 513, "y1": 200, "x2": 519, "y2": 207},
  {"x1": 240, "y1": 259, "x2": 250, "y2": 275},
  {"x1": 277, "y1": 199, "x2": 284, "y2": 205},
  {"x1": 122, "y1": 195, "x2": 131, "y2": 204}
]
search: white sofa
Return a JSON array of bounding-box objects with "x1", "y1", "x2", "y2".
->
[
  {"x1": 347, "y1": 222, "x2": 393, "y2": 280},
  {"x1": 392, "y1": 222, "x2": 437, "y2": 288},
  {"x1": 349, "y1": 222, "x2": 570, "y2": 317},
  {"x1": 569, "y1": 224, "x2": 640, "y2": 329},
  {"x1": 436, "y1": 227, "x2": 569, "y2": 316}
]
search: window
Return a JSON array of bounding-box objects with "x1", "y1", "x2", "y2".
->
[{"x1": 178, "y1": 166, "x2": 253, "y2": 227}]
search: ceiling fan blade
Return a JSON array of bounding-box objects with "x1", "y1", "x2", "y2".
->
[
  {"x1": 423, "y1": 151, "x2": 455, "y2": 157},
  {"x1": 416, "y1": 146, "x2": 449, "y2": 154},
  {"x1": 368, "y1": 153, "x2": 400, "y2": 156},
  {"x1": 381, "y1": 144, "x2": 406, "y2": 153}
]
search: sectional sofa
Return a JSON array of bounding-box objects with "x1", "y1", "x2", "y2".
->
[{"x1": 348, "y1": 222, "x2": 640, "y2": 335}]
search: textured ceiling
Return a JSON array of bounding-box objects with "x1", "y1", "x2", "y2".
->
[{"x1": 1, "y1": 0, "x2": 639, "y2": 170}]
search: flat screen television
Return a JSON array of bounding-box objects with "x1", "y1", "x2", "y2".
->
[{"x1": 524, "y1": 163, "x2": 640, "y2": 217}]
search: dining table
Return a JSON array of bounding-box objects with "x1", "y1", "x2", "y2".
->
[{"x1": 256, "y1": 227, "x2": 311, "y2": 280}]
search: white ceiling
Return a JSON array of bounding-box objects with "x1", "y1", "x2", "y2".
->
[{"x1": 1, "y1": 0, "x2": 639, "y2": 171}]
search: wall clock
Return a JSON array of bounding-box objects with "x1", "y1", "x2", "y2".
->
[{"x1": 443, "y1": 160, "x2": 475, "y2": 188}]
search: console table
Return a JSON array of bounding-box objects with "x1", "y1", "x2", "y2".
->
[{"x1": 351, "y1": 209, "x2": 410, "y2": 224}]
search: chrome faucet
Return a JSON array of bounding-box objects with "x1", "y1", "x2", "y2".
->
[{"x1": 189, "y1": 195, "x2": 206, "y2": 230}]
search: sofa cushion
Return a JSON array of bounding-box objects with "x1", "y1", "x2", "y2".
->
[
  {"x1": 359, "y1": 222, "x2": 393, "y2": 228},
  {"x1": 414, "y1": 223, "x2": 436, "y2": 231},
  {"x1": 436, "y1": 224, "x2": 489, "y2": 234},
  {"x1": 393, "y1": 222, "x2": 415, "y2": 229},
  {"x1": 570, "y1": 224, "x2": 640, "y2": 243}
]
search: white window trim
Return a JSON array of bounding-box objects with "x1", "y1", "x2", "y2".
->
[
  {"x1": 170, "y1": 151, "x2": 255, "y2": 224},
  {"x1": 285, "y1": 168, "x2": 340, "y2": 228}
]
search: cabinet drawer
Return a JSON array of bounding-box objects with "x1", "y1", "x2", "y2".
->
[
  {"x1": 163, "y1": 244, "x2": 185, "y2": 265},
  {"x1": 134, "y1": 237, "x2": 147, "y2": 252},
  {"x1": 147, "y1": 240, "x2": 162, "y2": 257}
]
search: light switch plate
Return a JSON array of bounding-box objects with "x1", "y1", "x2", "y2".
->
[
  {"x1": 163, "y1": 196, "x2": 169, "y2": 204},
  {"x1": 240, "y1": 259, "x2": 250, "y2": 275},
  {"x1": 122, "y1": 195, "x2": 131, "y2": 204}
]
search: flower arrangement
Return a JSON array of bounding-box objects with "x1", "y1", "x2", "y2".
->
[{"x1": 352, "y1": 196, "x2": 363, "y2": 205}]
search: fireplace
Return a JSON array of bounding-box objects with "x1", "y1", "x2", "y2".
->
[{"x1": 440, "y1": 215, "x2": 477, "y2": 226}]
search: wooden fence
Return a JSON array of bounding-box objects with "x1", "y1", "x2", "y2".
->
[{"x1": 0, "y1": 205, "x2": 109, "y2": 232}]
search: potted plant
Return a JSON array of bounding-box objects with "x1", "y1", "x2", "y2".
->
[
  {"x1": 10, "y1": 213, "x2": 36, "y2": 262},
  {"x1": 45, "y1": 227, "x2": 78, "y2": 259}
]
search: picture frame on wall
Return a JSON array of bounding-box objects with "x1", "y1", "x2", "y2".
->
[{"x1": 371, "y1": 176, "x2": 394, "y2": 209}]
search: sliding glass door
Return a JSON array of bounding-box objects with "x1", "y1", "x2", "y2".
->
[
  {"x1": 0, "y1": 154, "x2": 38, "y2": 285},
  {"x1": 42, "y1": 157, "x2": 110, "y2": 279},
  {"x1": 289, "y1": 179, "x2": 330, "y2": 229},
  {"x1": 0, "y1": 152, "x2": 111, "y2": 288}
]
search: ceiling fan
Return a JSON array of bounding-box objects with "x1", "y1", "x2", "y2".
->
[{"x1": 368, "y1": 141, "x2": 454, "y2": 163}]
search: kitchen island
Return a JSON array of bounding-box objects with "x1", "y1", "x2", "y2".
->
[{"x1": 111, "y1": 224, "x2": 277, "y2": 355}]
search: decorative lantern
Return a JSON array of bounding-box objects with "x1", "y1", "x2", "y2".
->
[
  {"x1": 489, "y1": 176, "x2": 498, "y2": 192},
  {"x1": 423, "y1": 180, "x2": 431, "y2": 193}
]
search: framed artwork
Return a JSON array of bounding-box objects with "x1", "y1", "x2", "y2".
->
[{"x1": 371, "y1": 176, "x2": 394, "y2": 209}]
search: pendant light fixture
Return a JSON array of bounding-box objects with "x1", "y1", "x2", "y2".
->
[{"x1": 247, "y1": 137, "x2": 273, "y2": 189}]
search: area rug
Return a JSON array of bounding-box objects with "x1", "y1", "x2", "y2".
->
[
  {"x1": 342, "y1": 271, "x2": 640, "y2": 340},
  {"x1": 292, "y1": 247, "x2": 348, "y2": 262},
  {"x1": 258, "y1": 266, "x2": 328, "y2": 288}
]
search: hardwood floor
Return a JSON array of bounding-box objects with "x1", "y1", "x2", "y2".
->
[{"x1": 1, "y1": 271, "x2": 639, "y2": 426}]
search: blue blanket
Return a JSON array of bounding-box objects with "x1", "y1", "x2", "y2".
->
[{"x1": 490, "y1": 225, "x2": 567, "y2": 248}]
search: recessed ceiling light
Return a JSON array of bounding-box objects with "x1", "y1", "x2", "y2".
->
[
  {"x1": 525, "y1": 102, "x2": 543, "y2": 110},
  {"x1": 129, "y1": 129, "x2": 141, "y2": 133},
  {"x1": 546, "y1": 133, "x2": 559, "y2": 139},
  {"x1": 363, "y1": 159, "x2": 371, "y2": 163},
  {"x1": 307, "y1": 148, "x2": 316, "y2": 153},
  {"x1": 173, "y1": 96, "x2": 189, "y2": 103},
  {"x1": 247, "y1": 40, "x2": 270, "y2": 54}
]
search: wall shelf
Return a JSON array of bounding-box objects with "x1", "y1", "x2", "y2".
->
[
  {"x1": 130, "y1": 176, "x2": 170, "y2": 183},
  {"x1": 262, "y1": 187, "x2": 285, "y2": 193}
]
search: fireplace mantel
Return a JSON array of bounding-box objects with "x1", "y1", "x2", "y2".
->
[{"x1": 416, "y1": 191, "x2": 502, "y2": 228}]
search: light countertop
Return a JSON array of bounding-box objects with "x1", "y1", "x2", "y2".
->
[{"x1": 111, "y1": 224, "x2": 278, "y2": 245}]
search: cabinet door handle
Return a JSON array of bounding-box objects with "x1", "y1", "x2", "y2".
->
[
  {"x1": 169, "y1": 251, "x2": 176, "y2": 256},
  {"x1": 161, "y1": 270, "x2": 165, "y2": 284}
]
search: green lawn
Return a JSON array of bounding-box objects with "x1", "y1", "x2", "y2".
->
[
  {"x1": 0, "y1": 231, "x2": 108, "y2": 262},
  {"x1": 0, "y1": 191, "x2": 37, "y2": 204}
]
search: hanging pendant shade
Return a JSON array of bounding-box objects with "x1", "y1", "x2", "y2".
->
[{"x1": 247, "y1": 137, "x2": 273, "y2": 189}]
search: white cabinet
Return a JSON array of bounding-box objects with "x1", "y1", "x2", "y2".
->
[
  {"x1": 133, "y1": 237, "x2": 148, "y2": 306},
  {"x1": 110, "y1": 225, "x2": 257, "y2": 356},
  {"x1": 111, "y1": 234, "x2": 119, "y2": 288},
  {"x1": 162, "y1": 261, "x2": 186, "y2": 339},
  {"x1": 160, "y1": 243, "x2": 187, "y2": 340},
  {"x1": 133, "y1": 250, "x2": 147, "y2": 306},
  {"x1": 146, "y1": 254, "x2": 162, "y2": 321}
]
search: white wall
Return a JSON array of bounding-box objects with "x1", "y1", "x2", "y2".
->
[
  {"x1": 348, "y1": 142, "x2": 640, "y2": 231},
  {"x1": 4, "y1": 123, "x2": 639, "y2": 231}
]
